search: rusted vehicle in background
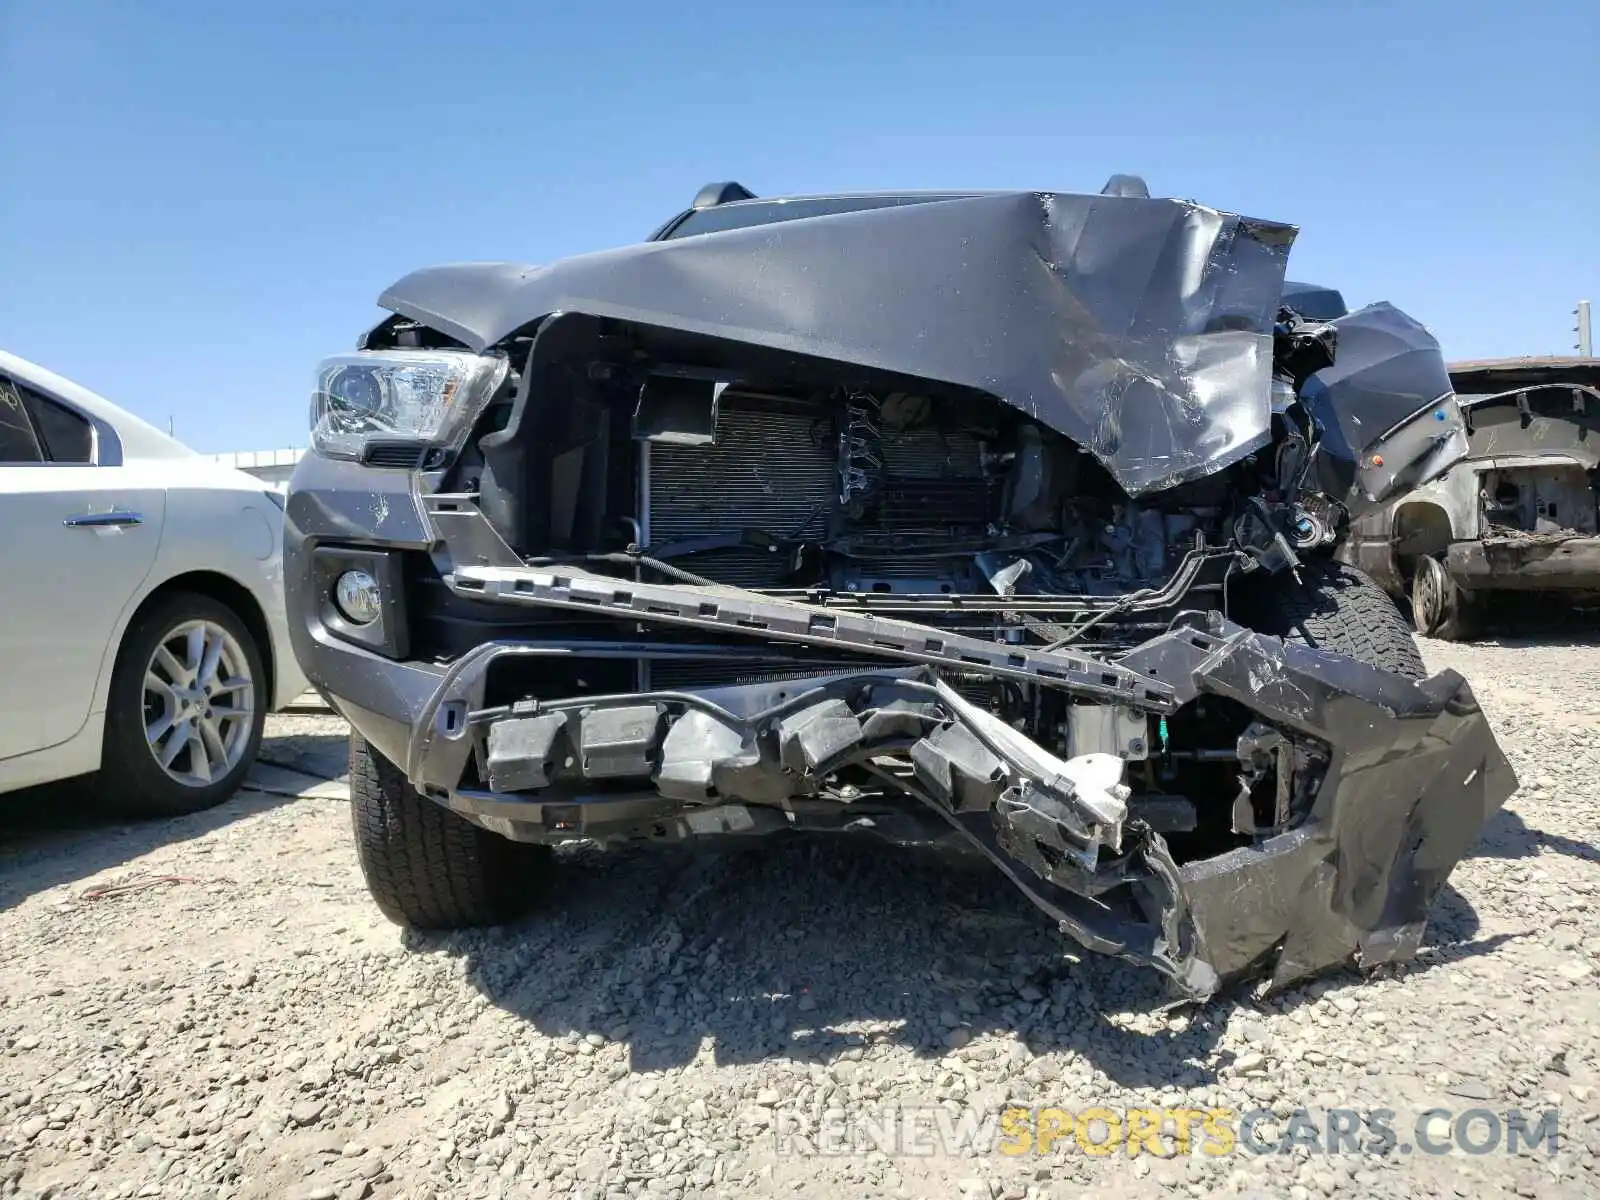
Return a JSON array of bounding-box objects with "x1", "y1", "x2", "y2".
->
[{"x1": 1340, "y1": 357, "x2": 1600, "y2": 638}]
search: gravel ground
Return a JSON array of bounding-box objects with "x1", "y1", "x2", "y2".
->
[{"x1": 4, "y1": 635, "x2": 1600, "y2": 1200}]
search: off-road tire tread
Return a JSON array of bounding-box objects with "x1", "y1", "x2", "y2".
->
[
  {"x1": 100, "y1": 591, "x2": 266, "y2": 818},
  {"x1": 348, "y1": 734, "x2": 548, "y2": 929},
  {"x1": 1240, "y1": 559, "x2": 1426, "y2": 678}
]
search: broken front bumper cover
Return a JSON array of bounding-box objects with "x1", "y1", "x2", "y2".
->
[{"x1": 395, "y1": 563, "x2": 1515, "y2": 1000}]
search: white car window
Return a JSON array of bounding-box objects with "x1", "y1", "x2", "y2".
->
[
  {"x1": 0, "y1": 376, "x2": 97, "y2": 464},
  {"x1": 0, "y1": 377, "x2": 45, "y2": 463},
  {"x1": 30, "y1": 392, "x2": 95, "y2": 463}
]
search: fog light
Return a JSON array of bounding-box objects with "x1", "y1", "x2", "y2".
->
[{"x1": 333, "y1": 570, "x2": 382, "y2": 625}]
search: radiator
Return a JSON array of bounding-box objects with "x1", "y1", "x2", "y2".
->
[{"x1": 643, "y1": 399, "x2": 837, "y2": 589}]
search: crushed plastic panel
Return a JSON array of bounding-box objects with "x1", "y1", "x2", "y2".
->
[
  {"x1": 430, "y1": 610, "x2": 1515, "y2": 999},
  {"x1": 1121, "y1": 618, "x2": 1517, "y2": 993},
  {"x1": 375, "y1": 190, "x2": 1296, "y2": 496}
]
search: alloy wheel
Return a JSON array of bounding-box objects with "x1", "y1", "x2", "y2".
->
[{"x1": 142, "y1": 619, "x2": 256, "y2": 788}]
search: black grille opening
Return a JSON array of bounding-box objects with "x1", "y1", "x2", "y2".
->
[{"x1": 362, "y1": 441, "x2": 427, "y2": 469}]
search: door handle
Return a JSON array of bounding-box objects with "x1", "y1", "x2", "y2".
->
[{"x1": 64, "y1": 510, "x2": 143, "y2": 528}]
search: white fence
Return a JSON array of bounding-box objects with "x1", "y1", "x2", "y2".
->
[{"x1": 204, "y1": 447, "x2": 304, "y2": 491}]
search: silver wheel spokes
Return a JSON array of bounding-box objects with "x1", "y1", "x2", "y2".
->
[{"x1": 143, "y1": 620, "x2": 254, "y2": 788}]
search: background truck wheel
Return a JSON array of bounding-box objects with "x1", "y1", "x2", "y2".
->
[
  {"x1": 348, "y1": 733, "x2": 550, "y2": 929},
  {"x1": 100, "y1": 592, "x2": 267, "y2": 817},
  {"x1": 1410, "y1": 554, "x2": 1478, "y2": 642},
  {"x1": 1236, "y1": 558, "x2": 1426, "y2": 679}
]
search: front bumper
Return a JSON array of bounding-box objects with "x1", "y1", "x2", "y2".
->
[
  {"x1": 310, "y1": 614, "x2": 1514, "y2": 999},
  {"x1": 388, "y1": 616, "x2": 1513, "y2": 1000},
  {"x1": 284, "y1": 479, "x2": 1516, "y2": 999}
]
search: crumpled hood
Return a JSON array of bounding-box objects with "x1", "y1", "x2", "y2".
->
[{"x1": 376, "y1": 191, "x2": 1299, "y2": 496}]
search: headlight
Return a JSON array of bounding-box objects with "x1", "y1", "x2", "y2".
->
[{"x1": 309, "y1": 349, "x2": 509, "y2": 461}]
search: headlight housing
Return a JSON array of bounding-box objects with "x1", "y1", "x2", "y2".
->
[{"x1": 309, "y1": 349, "x2": 509, "y2": 462}]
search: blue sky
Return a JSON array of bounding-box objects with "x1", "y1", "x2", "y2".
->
[{"x1": 3, "y1": 1, "x2": 1595, "y2": 453}]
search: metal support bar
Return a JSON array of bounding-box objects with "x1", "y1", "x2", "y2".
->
[{"x1": 447, "y1": 564, "x2": 1177, "y2": 711}]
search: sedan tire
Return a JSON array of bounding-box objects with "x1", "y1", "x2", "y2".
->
[{"x1": 99, "y1": 592, "x2": 267, "y2": 817}]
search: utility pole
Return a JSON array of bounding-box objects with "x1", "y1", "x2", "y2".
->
[{"x1": 1577, "y1": 300, "x2": 1593, "y2": 357}]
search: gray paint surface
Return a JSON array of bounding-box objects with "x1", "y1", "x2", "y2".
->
[{"x1": 376, "y1": 191, "x2": 1296, "y2": 496}]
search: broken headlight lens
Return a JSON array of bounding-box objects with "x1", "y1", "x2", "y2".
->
[{"x1": 309, "y1": 350, "x2": 509, "y2": 461}]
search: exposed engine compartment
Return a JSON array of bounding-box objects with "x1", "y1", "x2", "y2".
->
[{"x1": 644, "y1": 387, "x2": 1218, "y2": 600}]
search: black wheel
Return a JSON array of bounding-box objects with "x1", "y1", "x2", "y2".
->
[
  {"x1": 1235, "y1": 558, "x2": 1426, "y2": 678},
  {"x1": 99, "y1": 591, "x2": 267, "y2": 817},
  {"x1": 348, "y1": 733, "x2": 551, "y2": 929},
  {"x1": 1410, "y1": 554, "x2": 1478, "y2": 642}
]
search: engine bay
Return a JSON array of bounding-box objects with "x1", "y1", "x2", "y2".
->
[{"x1": 641, "y1": 385, "x2": 1233, "y2": 603}]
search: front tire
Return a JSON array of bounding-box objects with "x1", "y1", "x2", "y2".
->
[
  {"x1": 100, "y1": 592, "x2": 267, "y2": 817},
  {"x1": 1235, "y1": 558, "x2": 1426, "y2": 678},
  {"x1": 348, "y1": 733, "x2": 550, "y2": 929}
]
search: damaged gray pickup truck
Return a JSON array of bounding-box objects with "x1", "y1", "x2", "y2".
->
[
  {"x1": 1341, "y1": 356, "x2": 1600, "y2": 639},
  {"x1": 283, "y1": 179, "x2": 1516, "y2": 999}
]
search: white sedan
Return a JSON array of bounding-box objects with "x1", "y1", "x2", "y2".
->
[{"x1": 0, "y1": 350, "x2": 307, "y2": 815}]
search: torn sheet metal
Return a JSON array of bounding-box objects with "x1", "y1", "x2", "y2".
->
[
  {"x1": 1120, "y1": 619, "x2": 1516, "y2": 992},
  {"x1": 375, "y1": 191, "x2": 1297, "y2": 495}
]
